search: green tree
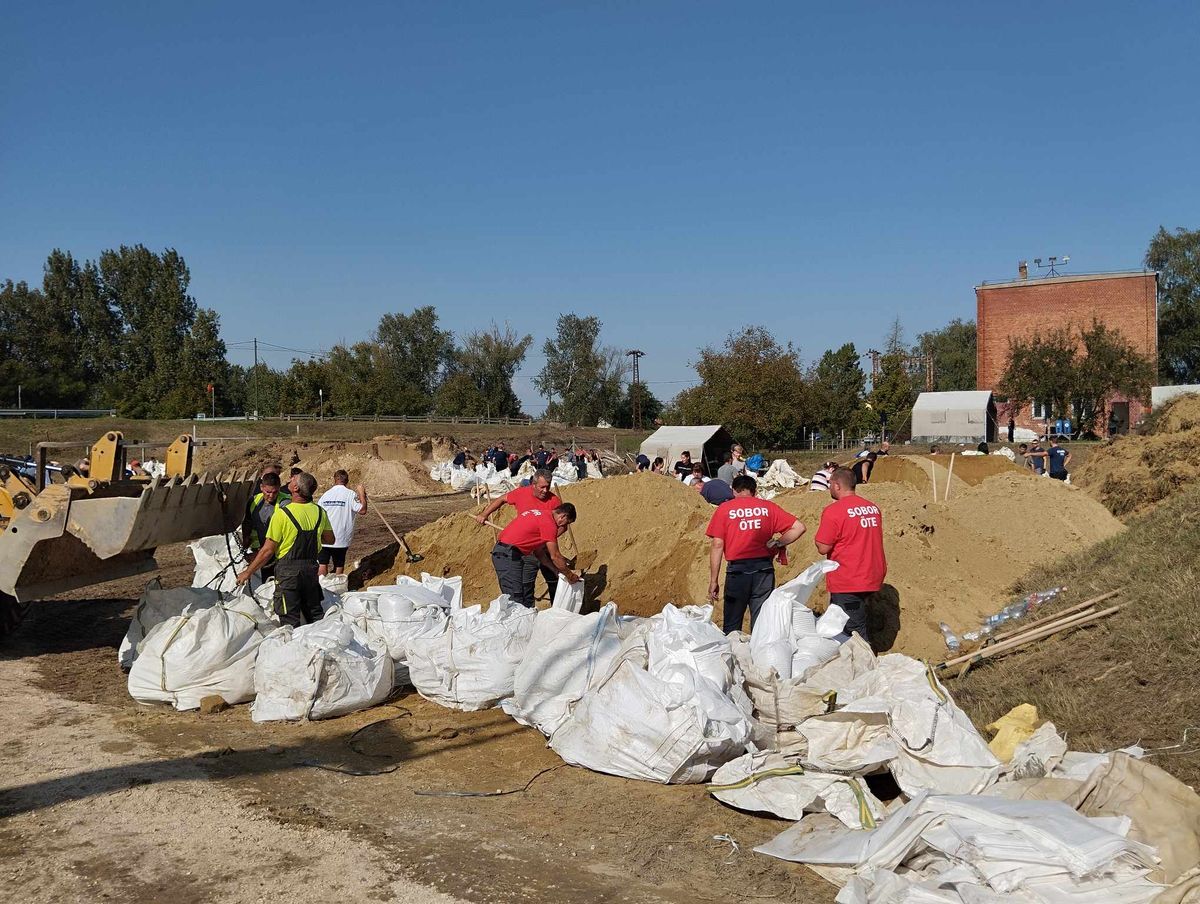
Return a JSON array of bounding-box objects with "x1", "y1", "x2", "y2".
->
[
  {"x1": 95, "y1": 245, "x2": 228, "y2": 418},
  {"x1": 674, "y1": 326, "x2": 807, "y2": 449},
  {"x1": 868, "y1": 351, "x2": 919, "y2": 438},
  {"x1": 1147, "y1": 225, "x2": 1200, "y2": 383},
  {"x1": 808, "y1": 343, "x2": 867, "y2": 435},
  {"x1": 534, "y1": 314, "x2": 624, "y2": 426},
  {"x1": 372, "y1": 307, "x2": 455, "y2": 414},
  {"x1": 916, "y1": 319, "x2": 977, "y2": 391},
  {"x1": 998, "y1": 320, "x2": 1154, "y2": 434},
  {"x1": 613, "y1": 381, "x2": 663, "y2": 429},
  {"x1": 436, "y1": 323, "x2": 532, "y2": 418}
]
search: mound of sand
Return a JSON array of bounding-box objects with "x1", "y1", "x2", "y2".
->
[
  {"x1": 195, "y1": 435, "x2": 456, "y2": 498},
  {"x1": 376, "y1": 460, "x2": 1124, "y2": 660},
  {"x1": 1074, "y1": 393, "x2": 1200, "y2": 518}
]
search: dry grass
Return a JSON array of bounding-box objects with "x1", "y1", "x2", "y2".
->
[{"x1": 953, "y1": 484, "x2": 1200, "y2": 787}]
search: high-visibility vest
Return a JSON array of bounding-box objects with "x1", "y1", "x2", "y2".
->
[{"x1": 248, "y1": 491, "x2": 291, "y2": 548}]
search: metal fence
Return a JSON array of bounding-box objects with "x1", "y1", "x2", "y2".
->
[
  {"x1": 0, "y1": 408, "x2": 117, "y2": 419},
  {"x1": 261, "y1": 414, "x2": 535, "y2": 426}
]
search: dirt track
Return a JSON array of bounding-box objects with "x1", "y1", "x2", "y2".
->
[{"x1": 0, "y1": 495, "x2": 833, "y2": 904}]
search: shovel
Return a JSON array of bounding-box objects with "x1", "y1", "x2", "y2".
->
[{"x1": 376, "y1": 508, "x2": 424, "y2": 564}]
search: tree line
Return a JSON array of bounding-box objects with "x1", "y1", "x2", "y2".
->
[{"x1": 3, "y1": 226, "x2": 1198, "y2": 439}]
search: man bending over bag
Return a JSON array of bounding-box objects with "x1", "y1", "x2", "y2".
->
[{"x1": 491, "y1": 503, "x2": 580, "y2": 607}]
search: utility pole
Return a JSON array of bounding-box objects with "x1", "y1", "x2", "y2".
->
[
  {"x1": 626, "y1": 349, "x2": 645, "y2": 429},
  {"x1": 252, "y1": 338, "x2": 260, "y2": 419},
  {"x1": 319, "y1": 388, "x2": 324, "y2": 421}
]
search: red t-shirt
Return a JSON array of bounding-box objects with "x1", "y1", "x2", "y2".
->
[
  {"x1": 505, "y1": 485, "x2": 561, "y2": 514},
  {"x1": 498, "y1": 508, "x2": 560, "y2": 554},
  {"x1": 706, "y1": 497, "x2": 797, "y2": 561},
  {"x1": 814, "y1": 494, "x2": 887, "y2": 593}
]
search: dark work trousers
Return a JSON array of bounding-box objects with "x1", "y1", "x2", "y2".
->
[
  {"x1": 829, "y1": 591, "x2": 872, "y2": 644},
  {"x1": 523, "y1": 554, "x2": 559, "y2": 604},
  {"x1": 722, "y1": 557, "x2": 776, "y2": 634},
  {"x1": 493, "y1": 542, "x2": 537, "y2": 607},
  {"x1": 273, "y1": 560, "x2": 324, "y2": 628}
]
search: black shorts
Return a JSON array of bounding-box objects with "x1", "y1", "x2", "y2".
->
[
  {"x1": 1049, "y1": 472, "x2": 1067, "y2": 481},
  {"x1": 317, "y1": 546, "x2": 348, "y2": 568}
]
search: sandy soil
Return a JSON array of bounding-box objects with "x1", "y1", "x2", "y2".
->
[
  {"x1": 379, "y1": 462, "x2": 1124, "y2": 660},
  {"x1": 0, "y1": 495, "x2": 833, "y2": 904}
]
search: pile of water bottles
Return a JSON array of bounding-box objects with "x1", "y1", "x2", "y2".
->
[{"x1": 939, "y1": 586, "x2": 1067, "y2": 654}]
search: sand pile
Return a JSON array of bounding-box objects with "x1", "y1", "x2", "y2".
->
[
  {"x1": 1075, "y1": 393, "x2": 1200, "y2": 518},
  {"x1": 376, "y1": 463, "x2": 1123, "y2": 660},
  {"x1": 299, "y1": 436, "x2": 454, "y2": 498},
  {"x1": 195, "y1": 435, "x2": 456, "y2": 498}
]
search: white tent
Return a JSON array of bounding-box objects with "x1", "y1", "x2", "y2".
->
[
  {"x1": 911, "y1": 391, "x2": 995, "y2": 444},
  {"x1": 639, "y1": 425, "x2": 734, "y2": 475}
]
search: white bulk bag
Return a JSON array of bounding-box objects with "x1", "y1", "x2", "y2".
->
[
  {"x1": 319, "y1": 574, "x2": 348, "y2": 612},
  {"x1": 749, "y1": 560, "x2": 839, "y2": 680},
  {"x1": 551, "y1": 578, "x2": 585, "y2": 613},
  {"x1": 251, "y1": 613, "x2": 393, "y2": 722},
  {"x1": 405, "y1": 595, "x2": 537, "y2": 711},
  {"x1": 119, "y1": 581, "x2": 221, "y2": 669},
  {"x1": 729, "y1": 634, "x2": 833, "y2": 744},
  {"x1": 336, "y1": 589, "x2": 448, "y2": 686},
  {"x1": 549, "y1": 605, "x2": 754, "y2": 784},
  {"x1": 709, "y1": 751, "x2": 885, "y2": 829},
  {"x1": 504, "y1": 602, "x2": 622, "y2": 736},
  {"x1": 128, "y1": 593, "x2": 271, "y2": 711},
  {"x1": 449, "y1": 466, "x2": 481, "y2": 491},
  {"x1": 190, "y1": 534, "x2": 258, "y2": 595}
]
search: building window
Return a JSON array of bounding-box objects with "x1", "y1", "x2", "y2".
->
[{"x1": 1031, "y1": 400, "x2": 1051, "y2": 419}]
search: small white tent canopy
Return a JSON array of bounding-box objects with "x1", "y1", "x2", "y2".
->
[
  {"x1": 911, "y1": 391, "x2": 996, "y2": 444},
  {"x1": 639, "y1": 425, "x2": 735, "y2": 476}
]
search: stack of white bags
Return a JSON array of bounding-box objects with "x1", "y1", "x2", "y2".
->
[{"x1": 122, "y1": 539, "x2": 1200, "y2": 901}]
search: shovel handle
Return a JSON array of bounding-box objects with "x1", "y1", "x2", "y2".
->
[{"x1": 375, "y1": 508, "x2": 406, "y2": 546}]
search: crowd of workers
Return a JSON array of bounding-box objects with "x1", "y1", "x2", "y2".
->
[{"x1": 452, "y1": 442, "x2": 605, "y2": 481}]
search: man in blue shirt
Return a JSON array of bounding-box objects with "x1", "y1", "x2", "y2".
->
[{"x1": 1047, "y1": 438, "x2": 1071, "y2": 481}]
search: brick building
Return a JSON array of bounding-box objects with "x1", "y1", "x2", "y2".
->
[{"x1": 975, "y1": 267, "x2": 1157, "y2": 436}]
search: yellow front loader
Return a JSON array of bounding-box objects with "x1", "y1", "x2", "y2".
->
[{"x1": 0, "y1": 431, "x2": 256, "y2": 638}]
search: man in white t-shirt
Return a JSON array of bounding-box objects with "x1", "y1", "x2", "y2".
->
[{"x1": 316, "y1": 469, "x2": 368, "y2": 576}]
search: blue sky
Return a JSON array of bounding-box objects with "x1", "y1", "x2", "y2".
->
[{"x1": 3, "y1": 2, "x2": 1196, "y2": 413}]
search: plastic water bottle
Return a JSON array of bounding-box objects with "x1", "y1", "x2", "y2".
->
[{"x1": 939, "y1": 623, "x2": 961, "y2": 653}]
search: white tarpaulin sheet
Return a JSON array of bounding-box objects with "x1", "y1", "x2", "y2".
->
[{"x1": 758, "y1": 792, "x2": 1163, "y2": 903}]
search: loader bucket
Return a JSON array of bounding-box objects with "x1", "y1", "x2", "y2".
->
[{"x1": 0, "y1": 470, "x2": 256, "y2": 602}]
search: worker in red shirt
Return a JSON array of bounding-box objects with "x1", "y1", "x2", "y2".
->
[
  {"x1": 706, "y1": 474, "x2": 807, "y2": 634},
  {"x1": 814, "y1": 467, "x2": 887, "y2": 645},
  {"x1": 475, "y1": 468, "x2": 563, "y2": 601},
  {"x1": 492, "y1": 503, "x2": 580, "y2": 607}
]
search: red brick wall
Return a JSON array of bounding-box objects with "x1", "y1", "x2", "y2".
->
[{"x1": 975, "y1": 272, "x2": 1157, "y2": 433}]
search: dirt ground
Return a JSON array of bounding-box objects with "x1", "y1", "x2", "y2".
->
[{"x1": 0, "y1": 494, "x2": 835, "y2": 904}]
